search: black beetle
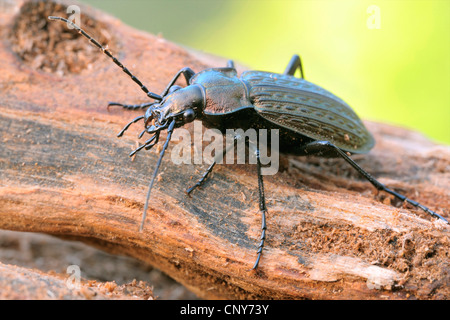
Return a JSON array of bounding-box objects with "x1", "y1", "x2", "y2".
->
[{"x1": 49, "y1": 16, "x2": 448, "y2": 270}]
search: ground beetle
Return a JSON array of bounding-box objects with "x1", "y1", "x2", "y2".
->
[{"x1": 49, "y1": 16, "x2": 448, "y2": 270}]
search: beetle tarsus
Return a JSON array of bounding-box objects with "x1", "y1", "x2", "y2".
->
[
  {"x1": 186, "y1": 161, "x2": 216, "y2": 195},
  {"x1": 302, "y1": 140, "x2": 448, "y2": 224},
  {"x1": 129, "y1": 133, "x2": 159, "y2": 157},
  {"x1": 385, "y1": 188, "x2": 449, "y2": 224},
  {"x1": 48, "y1": 17, "x2": 446, "y2": 269},
  {"x1": 252, "y1": 147, "x2": 268, "y2": 270}
]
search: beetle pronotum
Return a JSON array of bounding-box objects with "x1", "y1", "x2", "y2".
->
[{"x1": 49, "y1": 16, "x2": 448, "y2": 270}]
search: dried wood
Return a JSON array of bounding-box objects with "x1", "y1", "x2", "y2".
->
[{"x1": 0, "y1": 1, "x2": 448, "y2": 300}]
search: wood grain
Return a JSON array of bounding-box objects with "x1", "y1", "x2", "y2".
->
[{"x1": 0, "y1": 1, "x2": 449, "y2": 300}]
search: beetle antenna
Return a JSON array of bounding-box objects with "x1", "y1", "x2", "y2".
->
[
  {"x1": 48, "y1": 16, "x2": 162, "y2": 101},
  {"x1": 139, "y1": 119, "x2": 176, "y2": 231}
]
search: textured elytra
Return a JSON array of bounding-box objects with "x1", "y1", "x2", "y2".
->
[{"x1": 243, "y1": 71, "x2": 374, "y2": 153}]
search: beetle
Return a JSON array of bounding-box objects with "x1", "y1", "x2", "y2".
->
[{"x1": 49, "y1": 16, "x2": 448, "y2": 269}]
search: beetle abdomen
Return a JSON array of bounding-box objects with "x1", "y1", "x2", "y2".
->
[{"x1": 242, "y1": 71, "x2": 375, "y2": 153}]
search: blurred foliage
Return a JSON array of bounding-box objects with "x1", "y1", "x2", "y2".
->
[{"x1": 81, "y1": 0, "x2": 449, "y2": 144}]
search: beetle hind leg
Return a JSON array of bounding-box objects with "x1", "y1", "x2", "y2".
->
[
  {"x1": 284, "y1": 54, "x2": 305, "y2": 79},
  {"x1": 302, "y1": 140, "x2": 449, "y2": 224}
]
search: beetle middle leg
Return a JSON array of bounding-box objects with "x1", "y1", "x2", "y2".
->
[
  {"x1": 186, "y1": 135, "x2": 240, "y2": 194},
  {"x1": 188, "y1": 133, "x2": 268, "y2": 269},
  {"x1": 284, "y1": 54, "x2": 305, "y2": 79},
  {"x1": 160, "y1": 67, "x2": 196, "y2": 96},
  {"x1": 108, "y1": 68, "x2": 196, "y2": 112},
  {"x1": 302, "y1": 140, "x2": 449, "y2": 224},
  {"x1": 252, "y1": 144, "x2": 267, "y2": 270}
]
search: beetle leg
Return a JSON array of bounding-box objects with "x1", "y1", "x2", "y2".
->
[
  {"x1": 226, "y1": 60, "x2": 235, "y2": 68},
  {"x1": 140, "y1": 120, "x2": 176, "y2": 231},
  {"x1": 129, "y1": 141, "x2": 148, "y2": 157},
  {"x1": 160, "y1": 67, "x2": 196, "y2": 97},
  {"x1": 252, "y1": 146, "x2": 268, "y2": 270},
  {"x1": 302, "y1": 141, "x2": 449, "y2": 224},
  {"x1": 284, "y1": 54, "x2": 305, "y2": 79},
  {"x1": 144, "y1": 133, "x2": 160, "y2": 151},
  {"x1": 107, "y1": 101, "x2": 154, "y2": 112},
  {"x1": 186, "y1": 135, "x2": 239, "y2": 194}
]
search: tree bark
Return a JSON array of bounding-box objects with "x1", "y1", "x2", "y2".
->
[{"x1": 0, "y1": 1, "x2": 449, "y2": 300}]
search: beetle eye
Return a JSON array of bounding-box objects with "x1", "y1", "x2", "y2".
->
[
  {"x1": 183, "y1": 109, "x2": 195, "y2": 123},
  {"x1": 168, "y1": 85, "x2": 182, "y2": 94}
]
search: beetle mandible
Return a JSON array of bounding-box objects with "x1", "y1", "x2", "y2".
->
[{"x1": 49, "y1": 16, "x2": 448, "y2": 270}]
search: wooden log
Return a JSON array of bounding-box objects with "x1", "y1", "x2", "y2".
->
[
  {"x1": 0, "y1": 260, "x2": 154, "y2": 300},
  {"x1": 0, "y1": 1, "x2": 449, "y2": 300}
]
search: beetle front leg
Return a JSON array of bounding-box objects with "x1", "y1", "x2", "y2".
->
[
  {"x1": 160, "y1": 67, "x2": 196, "y2": 96},
  {"x1": 186, "y1": 161, "x2": 216, "y2": 195},
  {"x1": 284, "y1": 54, "x2": 305, "y2": 79},
  {"x1": 226, "y1": 60, "x2": 235, "y2": 68},
  {"x1": 302, "y1": 140, "x2": 449, "y2": 224}
]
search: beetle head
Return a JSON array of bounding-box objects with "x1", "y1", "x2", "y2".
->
[
  {"x1": 128, "y1": 84, "x2": 204, "y2": 231},
  {"x1": 144, "y1": 85, "x2": 204, "y2": 131}
]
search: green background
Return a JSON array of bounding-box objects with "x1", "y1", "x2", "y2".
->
[{"x1": 81, "y1": 0, "x2": 449, "y2": 144}]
